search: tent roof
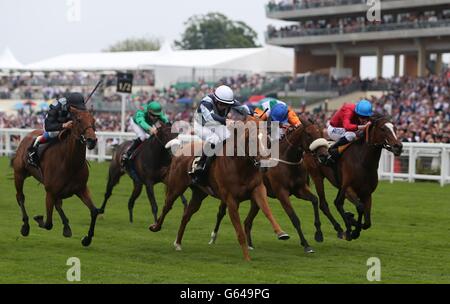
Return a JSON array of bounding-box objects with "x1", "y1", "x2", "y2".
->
[
  {"x1": 0, "y1": 47, "x2": 24, "y2": 70},
  {"x1": 26, "y1": 46, "x2": 293, "y2": 72}
]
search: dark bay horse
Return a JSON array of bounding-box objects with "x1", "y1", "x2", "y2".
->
[
  {"x1": 208, "y1": 118, "x2": 335, "y2": 253},
  {"x1": 12, "y1": 107, "x2": 99, "y2": 246},
  {"x1": 149, "y1": 117, "x2": 290, "y2": 261},
  {"x1": 99, "y1": 121, "x2": 187, "y2": 223},
  {"x1": 304, "y1": 113, "x2": 403, "y2": 241}
]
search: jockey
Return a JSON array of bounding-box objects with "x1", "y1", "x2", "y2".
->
[
  {"x1": 246, "y1": 97, "x2": 301, "y2": 133},
  {"x1": 27, "y1": 92, "x2": 87, "y2": 167},
  {"x1": 122, "y1": 100, "x2": 169, "y2": 165},
  {"x1": 326, "y1": 99, "x2": 373, "y2": 165},
  {"x1": 189, "y1": 85, "x2": 238, "y2": 182}
]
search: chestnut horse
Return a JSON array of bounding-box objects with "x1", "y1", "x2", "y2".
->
[
  {"x1": 99, "y1": 121, "x2": 187, "y2": 223},
  {"x1": 11, "y1": 107, "x2": 100, "y2": 246},
  {"x1": 304, "y1": 113, "x2": 403, "y2": 241},
  {"x1": 208, "y1": 118, "x2": 336, "y2": 253},
  {"x1": 149, "y1": 117, "x2": 290, "y2": 261}
]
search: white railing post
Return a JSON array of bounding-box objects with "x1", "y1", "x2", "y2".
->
[
  {"x1": 442, "y1": 147, "x2": 449, "y2": 187},
  {"x1": 408, "y1": 146, "x2": 415, "y2": 183}
]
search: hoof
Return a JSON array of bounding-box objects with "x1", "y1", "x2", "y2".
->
[
  {"x1": 63, "y1": 226, "x2": 72, "y2": 238},
  {"x1": 351, "y1": 230, "x2": 360, "y2": 240},
  {"x1": 33, "y1": 215, "x2": 44, "y2": 227},
  {"x1": 149, "y1": 224, "x2": 161, "y2": 232},
  {"x1": 345, "y1": 231, "x2": 353, "y2": 241},
  {"x1": 277, "y1": 232, "x2": 290, "y2": 241},
  {"x1": 248, "y1": 246, "x2": 254, "y2": 251},
  {"x1": 174, "y1": 241, "x2": 182, "y2": 251},
  {"x1": 314, "y1": 231, "x2": 324, "y2": 243},
  {"x1": 362, "y1": 223, "x2": 371, "y2": 230},
  {"x1": 337, "y1": 231, "x2": 345, "y2": 240},
  {"x1": 98, "y1": 208, "x2": 105, "y2": 215},
  {"x1": 304, "y1": 246, "x2": 315, "y2": 254},
  {"x1": 208, "y1": 232, "x2": 217, "y2": 245},
  {"x1": 81, "y1": 236, "x2": 92, "y2": 247},
  {"x1": 21, "y1": 224, "x2": 30, "y2": 237}
]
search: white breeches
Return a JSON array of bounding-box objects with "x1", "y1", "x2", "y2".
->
[
  {"x1": 130, "y1": 118, "x2": 150, "y2": 141},
  {"x1": 327, "y1": 124, "x2": 356, "y2": 142}
]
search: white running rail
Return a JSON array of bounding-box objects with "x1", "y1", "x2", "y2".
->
[{"x1": 1, "y1": 128, "x2": 449, "y2": 186}]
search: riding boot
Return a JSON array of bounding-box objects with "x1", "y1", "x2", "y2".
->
[
  {"x1": 122, "y1": 138, "x2": 142, "y2": 167},
  {"x1": 189, "y1": 143, "x2": 216, "y2": 184},
  {"x1": 325, "y1": 137, "x2": 350, "y2": 166},
  {"x1": 27, "y1": 138, "x2": 42, "y2": 167}
]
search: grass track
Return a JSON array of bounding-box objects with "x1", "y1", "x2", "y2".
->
[{"x1": 1, "y1": 157, "x2": 449, "y2": 283}]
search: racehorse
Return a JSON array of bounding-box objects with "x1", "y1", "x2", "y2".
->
[
  {"x1": 11, "y1": 107, "x2": 99, "y2": 246},
  {"x1": 149, "y1": 116, "x2": 290, "y2": 261},
  {"x1": 99, "y1": 121, "x2": 187, "y2": 223},
  {"x1": 208, "y1": 118, "x2": 334, "y2": 253},
  {"x1": 304, "y1": 113, "x2": 403, "y2": 241}
]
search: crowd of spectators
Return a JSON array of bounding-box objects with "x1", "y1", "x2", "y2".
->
[
  {"x1": 1, "y1": 70, "x2": 449, "y2": 144},
  {"x1": 267, "y1": 0, "x2": 367, "y2": 11},
  {"x1": 305, "y1": 71, "x2": 450, "y2": 143},
  {"x1": 267, "y1": 9, "x2": 450, "y2": 39}
]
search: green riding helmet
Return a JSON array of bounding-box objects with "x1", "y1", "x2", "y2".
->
[{"x1": 147, "y1": 101, "x2": 163, "y2": 116}]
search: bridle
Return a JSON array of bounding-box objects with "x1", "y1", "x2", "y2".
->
[{"x1": 365, "y1": 116, "x2": 393, "y2": 150}]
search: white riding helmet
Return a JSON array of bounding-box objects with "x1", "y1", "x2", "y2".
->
[{"x1": 213, "y1": 85, "x2": 235, "y2": 105}]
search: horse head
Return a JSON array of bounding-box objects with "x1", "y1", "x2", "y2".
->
[
  {"x1": 368, "y1": 113, "x2": 403, "y2": 157},
  {"x1": 70, "y1": 107, "x2": 97, "y2": 150},
  {"x1": 295, "y1": 116, "x2": 329, "y2": 164}
]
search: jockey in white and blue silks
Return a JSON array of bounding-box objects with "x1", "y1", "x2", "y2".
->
[{"x1": 190, "y1": 85, "x2": 239, "y2": 181}]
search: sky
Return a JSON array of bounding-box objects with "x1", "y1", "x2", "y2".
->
[
  {"x1": 0, "y1": 0, "x2": 292, "y2": 64},
  {"x1": 0, "y1": 0, "x2": 448, "y2": 78}
]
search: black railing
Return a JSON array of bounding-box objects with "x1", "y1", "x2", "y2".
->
[{"x1": 267, "y1": 19, "x2": 450, "y2": 39}]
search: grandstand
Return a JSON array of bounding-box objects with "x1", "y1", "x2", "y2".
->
[{"x1": 266, "y1": 0, "x2": 450, "y2": 78}]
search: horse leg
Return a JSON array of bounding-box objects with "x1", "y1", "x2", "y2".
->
[
  {"x1": 209, "y1": 201, "x2": 227, "y2": 245},
  {"x1": 311, "y1": 173, "x2": 344, "y2": 238},
  {"x1": 251, "y1": 184, "x2": 289, "y2": 241},
  {"x1": 128, "y1": 182, "x2": 143, "y2": 223},
  {"x1": 34, "y1": 192, "x2": 54, "y2": 230},
  {"x1": 226, "y1": 196, "x2": 250, "y2": 261},
  {"x1": 149, "y1": 183, "x2": 185, "y2": 232},
  {"x1": 362, "y1": 195, "x2": 372, "y2": 230},
  {"x1": 243, "y1": 200, "x2": 260, "y2": 250},
  {"x1": 295, "y1": 185, "x2": 323, "y2": 243},
  {"x1": 179, "y1": 194, "x2": 188, "y2": 211},
  {"x1": 76, "y1": 187, "x2": 99, "y2": 247},
  {"x1": 14, "y1": 171, "x2": 30, "y2": 236},
  {"x1": 174, "y1": 188, "x2": 208, "y2": 251},
  {"x1": 334, "y1": 187, "x2": 352, "y2": 241},
  {"x1": 145, "y1": 183, "x2": 159, "y2": 224},
  {"x1": 55, "y1": 199, "x2": 72, "y2": 238},
  {"x1": 277, "y1": 190, "x2": 314, "y2": 253},
  {"x1": 99, "y1": 162, "x2": 124, "y2": 214}
]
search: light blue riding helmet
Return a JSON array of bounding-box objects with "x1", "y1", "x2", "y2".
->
[
  {"x1": 355, "y1": 99, "x2": 373, "y2": 117},
  {"x1": 270, "y1": 103, "x2": 289, "y2": 124}
]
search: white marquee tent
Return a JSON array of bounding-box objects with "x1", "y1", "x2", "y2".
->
[
  {"x1": 26, "y1": 45, "x2": 293, "y2": 87},
  {"x1": 0, "y1": 47, "x2": 24, "y2": 70}
]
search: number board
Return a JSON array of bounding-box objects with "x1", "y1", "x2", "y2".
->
[{"x1": 116, "y1": 72, "x2": 134, "y2": 93}]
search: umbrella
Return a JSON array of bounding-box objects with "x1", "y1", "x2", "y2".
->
[
  {"x1": 23, "y1": 100, "x2": 37, "y2": 106},
  {"x1": 39, "y1": 102, "x2": 50, "y2": 110},
  {"x1": 248, "y1": 95, "x2": 266, "y2": 103},
  {"x1": 177, "y1": 97, "x2": 193, "y2": 104},
  {"x1": 14, "y1": 102, "x2": 24, "y2": 110}
]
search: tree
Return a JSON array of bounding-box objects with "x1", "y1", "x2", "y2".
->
[
  {"x1": 174, "y1": 13, "x2": 260, "y2": 50},
  {"x1": 104, "y1": 36, "x2": 161, "y2": 52}
]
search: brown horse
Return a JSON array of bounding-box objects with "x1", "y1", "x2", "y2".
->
[
  {"x1": 11, "y1": 107, "x2": 100, "y2": 246},
  {"x1": 149, "y1": 117, "x2": 290, "y2": 261},
  {"x1": 99, "y1": 121, "x2": 187, "y2": 223},
  {"x1": 304, "y1": 113, "x2": 403, "y2": 241},
  {"x1": 208, "y1": 118, "x2": 335, "y2": 253}
]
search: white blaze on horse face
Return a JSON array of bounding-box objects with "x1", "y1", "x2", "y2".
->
[{"x1": 385, "y1": 123, "x2": 397, "y2": 140}]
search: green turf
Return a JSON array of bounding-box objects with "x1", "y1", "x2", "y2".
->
[{"x1": 1, "y1": 156, "x2": 449, "y2": 284}]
